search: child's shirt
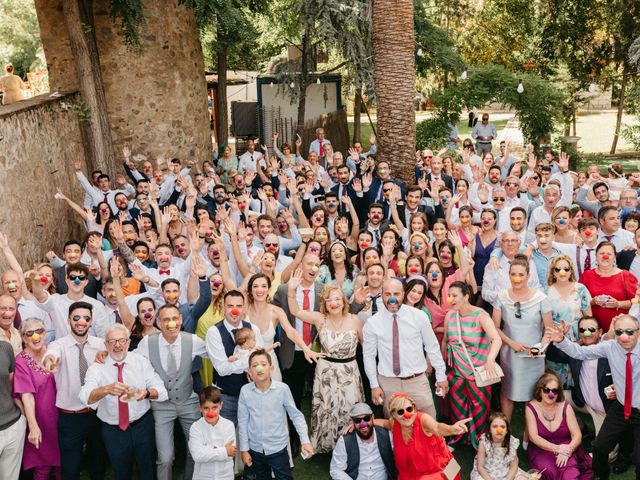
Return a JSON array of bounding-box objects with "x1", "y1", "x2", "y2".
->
[{"x1": 188, "y1": 416, "x2": 236, "y2": 480}]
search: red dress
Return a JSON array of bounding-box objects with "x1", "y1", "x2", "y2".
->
[
  {"x1": 579, "y1": 269, "x2": 637, "y2": 331},
  {"x1": 393, "y1": 412, "x2": 460, "y2": 480}
]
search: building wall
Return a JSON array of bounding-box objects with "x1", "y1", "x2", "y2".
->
[{"x1": 0, "y1": 93, "x2": 85, "y2": 271}]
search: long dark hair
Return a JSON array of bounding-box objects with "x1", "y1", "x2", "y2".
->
[
  {"x1": 424, "y1": 261, "x2": 446, "y2": 305},
  {"x1": 327, "y1": 241, "x2": 354, "y2": 281},
  {"x1": 486, "y1": 411, "x2": 512, "y2": 457},
  {"x1": 246, "y1": 273, "x2": 272, "y2": 304},
  {"x1": 132, "y1": 297, "x2": 156, "y2": 340},
  {"x1": 403, "y1": 278, "x2": 427, "y2": 307}
]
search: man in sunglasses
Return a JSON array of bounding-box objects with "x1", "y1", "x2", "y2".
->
[
  {"x1": 43, "y1": 301, "x2": 108, "y2": 480},
  {"x1": 548, "y1": 314, "x2": 640, "y2": 479},
  {"x1": 79, "y1": 323, "x2": 167, "y2": 480},
  {"x1": 31, "y1": 264, "x2": 109, "y2": 340},
  {"x1": 471, "y1": 113, "x2": 496, "y2": 155},
  {"x1": 330, "y1": 403, "x2": 397, "y2": 480}
]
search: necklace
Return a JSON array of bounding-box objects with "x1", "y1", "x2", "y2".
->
[
  {"x1": 327, "y1": 315, "x2": 346, "y2": 331},
  {"x1": 541, "y1": 404, "x2": 557, "y2": 422}
]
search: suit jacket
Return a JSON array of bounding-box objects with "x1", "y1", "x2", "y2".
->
[
  {"x1": 272, "y1": 281, "x2": 323, "y2": 369},
  {"x1": 617, "y1": 250, "x2": 638, "y2": 272},
  {"x1": 396, "y1": 203, "x2": 445, "y2": 228},
  {"x1": 546, "y1": 345, "x2": 614, "y2": 411},
  {"x1": 366, "y1": 177, "x2": 407, "y2": 205},
  {"x1": 54, "y1": 265, "x2": 100, "y2": 299},
  {"x1": 421, "y1": 172, "x2": 454, "y2": 197}
]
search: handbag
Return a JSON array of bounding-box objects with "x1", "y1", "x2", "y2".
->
[
  {"x1": 453, "y1": 312, "x2": 503, "y2": 388},
  {"x1": 442, "y1": 457, "x2": 461, "y2": 480}
]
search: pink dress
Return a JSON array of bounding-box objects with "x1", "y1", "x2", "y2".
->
[{"x1": 13, "y1": 351, "x2": 60, "y2": 470}]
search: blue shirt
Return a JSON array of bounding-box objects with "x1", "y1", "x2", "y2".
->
[
  {"x1": 238, "y1": 380, "x2": 310, "y2": 454},
  {"x1": 531, "y1": 247, "x2": 562, "y2": 290}
]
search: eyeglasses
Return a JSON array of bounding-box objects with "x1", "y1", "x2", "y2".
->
[
  {"x1": 542, "y1": 387, "x2": 560, "y2": 394},
  {"x1": 614, "y1": 328, "x2": 639, "y2": 336},
  {"x1": 493, "y1": 197, "x2": 505, "y2": 202},
  {"x1": 68, "y1": 274, "x2": 87, "y2": 282},
  {"x1": 264, "y1": 243, "x2": 278, "y2": 248},
  {"x1": 579, "y1": 327, "x2": 597, "y2": 334},
  {"x1": 352, "y1": 415, "x2": 372, "y2": 423},
  {"x1": 514, "y1": 301, "x2": 522, "y2": 319},
  {"x1": 106, "y1": 338, "x2": 129, "y2": 346},
  {"x1": 554, "y1": 267, "x2": 571, "y2": 272},
  {"x1": 71, "y1": 315, "x2": 91, "y2": 322},
  {"x1": 395, "y1": 406, "x2": 415, "y2": 416},
  {"x1": 506, "y1": 182, "x2": 519, "y2": 187},
  {"x1": 23, "y1": 328, "x2": 45, "y2": 338}
]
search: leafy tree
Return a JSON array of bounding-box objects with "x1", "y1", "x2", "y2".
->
[{"x1": 0, "y1": 0, "x2": 41, "y2": 77}]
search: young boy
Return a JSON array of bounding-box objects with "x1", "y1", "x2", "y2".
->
[
  {"x1": 188, "y1": 386, "x2": 237, "y2": 480},
  {"x1": 238, "y1": 349, "x2": 314, "y2": 479}
]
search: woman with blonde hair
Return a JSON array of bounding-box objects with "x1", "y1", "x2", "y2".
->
[
  {"x1": 0, "y1": 63, "x2": 25, "y2": 105},
  {"x1": 551, "y1": 206, "x2": 578, "y2": 244},
  {"x1": 287, "y1": 269, "x2": 365, "y2": 453}
]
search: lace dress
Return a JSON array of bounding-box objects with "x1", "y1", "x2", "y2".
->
[
  {"x1": 311, "y1": 328, "x2": 363, "y2": 453},
  {"x1": 471, "y1": 434, "x2": 526, "y2": 480}
]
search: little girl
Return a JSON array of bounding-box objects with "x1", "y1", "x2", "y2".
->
[
  {"x1": 228, "y1": 327, "x2": 279, "y2": 364},
  {"x1": 471, "y1": 412, "x2": 528, "y2": 480}
]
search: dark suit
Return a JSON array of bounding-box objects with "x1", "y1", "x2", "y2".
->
[
  {"x1": 365, "y1": 177, "x2": 407, "y2": 205},
  {"x1": 396, "y1": 203, "x2": 445, "y2": 229},
  {"x1": 617, "y1": 250, "x2": 638, "y2": 272},
  {"x1": 54, "y1": 265, "x2": 100, "y2": 299},
  {"x1": 419, "y1": 172, "x2": 454, "y2": 197}
]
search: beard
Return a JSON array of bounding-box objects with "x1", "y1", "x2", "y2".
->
[{"x1": 356, "y1": 424, "x2": 374, "y2": 440}]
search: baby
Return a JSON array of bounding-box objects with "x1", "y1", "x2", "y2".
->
[{"x1": 228, "y1": 327, "x2": 279, "y2": 364}]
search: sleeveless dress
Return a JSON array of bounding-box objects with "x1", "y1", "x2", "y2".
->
[
  {"x1": 245, "y1": 312, "x2": 282, "y2": 382},
  {"x1": 311, "y1": 328, "x2": 363, "y2": 453},
  {"x1": 470, "y1": 434, "x2": 526, "y2": 480},
  {"x1": 393, "y1": 412, "x2": 460, "y2": 480},
  {"x1": 473, "y1": 232, "x2": 497, "y2": 287},
  {"x1": 526, "y1": 402, "x2": 592, "y2": 480},
  {"x1": 444, "y1": 309, "x2": 492, "y2": 449}
]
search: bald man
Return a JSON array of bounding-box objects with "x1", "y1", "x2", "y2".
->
[
  {"x1": 0, "y1": 295, "x2": 21, "y2": 355},
  {"x1": 363, "y1": 279, "x2": 447, "y2": 417}
]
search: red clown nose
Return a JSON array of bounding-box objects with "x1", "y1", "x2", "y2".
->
[
  {"x1": 585, "y1": 230, "x2": 592, "y2": 236},
  {"x1": 40, "y1": 276, "x2": 48, "y2": 284},
  {"x1": 602, "y1": 254, "x2": 610, "y2": 260},
  {"x1": 206, "y1": 411, "x2": 218, "y2": 419},
  {"x1": 403, "y1": 412, "x2": 412, "y2": 419},
  {"x1": 231, "y1": 308, "x2": 240, "y2": 316}
]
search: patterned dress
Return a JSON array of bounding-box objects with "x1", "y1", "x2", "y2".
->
[
  {"x1": 471, "y1": 434, "x2": 526, "y2": 480},
  {"x1": 445, "y1": 309, "x2": 492, "y2": 449},
  {"x1": 311, "y1": 328, "x2": 363, "y2": 453}
]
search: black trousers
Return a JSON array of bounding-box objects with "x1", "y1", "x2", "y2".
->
[
  {"x1": 282, "y1": 351, "x2": 315, "y2": 446},
  {"x1": 58, "y1": 410, "x2": 106, "y2": 480},
  {"x1": 593, "y1": 401, "x2": 640, "y2": 479},
  {"x1": 101, "y1": 411, "x2": 155, "y2": 480}
]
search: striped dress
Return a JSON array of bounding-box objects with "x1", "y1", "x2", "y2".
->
[{"x1": 445, "y1": 309, "x2": 492, "y2": 449}]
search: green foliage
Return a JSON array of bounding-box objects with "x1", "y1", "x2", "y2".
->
[
  {"x1": 622, "y1": 125, "x2": 640, "y2": 151},
  {"x1": 431, "y1": 65, "x2": 564, "y2": 144},
  {"x1": 415, "y1": 117, "x2": 450, "y2": 150},
  {"x1": 110, "y1": 0, "x2": 146, "y2": 48},
  {"x1": 0, "y1": 0, "x2": 41, "y2": 77}
]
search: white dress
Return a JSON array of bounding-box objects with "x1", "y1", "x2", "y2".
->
[{"x1": 246, "y1": 313, "x2": 282, "y2": 381}]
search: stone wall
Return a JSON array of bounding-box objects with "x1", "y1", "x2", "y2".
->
[
  {"x1": 0, "y1": 92, "x2": 85, "y2": 271},
  {"x1": 34, "y1": 0, "x2": 211, "y2": 167}
]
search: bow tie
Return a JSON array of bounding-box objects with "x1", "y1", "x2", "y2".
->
[{"x1": 159, "y1": 269, "x2": 171, "y2": 275}]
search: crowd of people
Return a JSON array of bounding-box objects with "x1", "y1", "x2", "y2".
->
[{"x1": 2, "y1": 120, "x2": 640, "y2": 480}]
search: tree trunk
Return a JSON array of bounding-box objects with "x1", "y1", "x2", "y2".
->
[
  {"x1": 372, "y1": 0, "x2": 416, "y2": 184},
  {"x1": 296, "y1": 29, "x2": 311, "y2": 136},
  {"x1": 610, "y1": 66, "x2": 628, "y2": 154},
  {"x1": 353, "y1": 87, "x2": 362, "y2": 145},
  {"x1": 216, "y1": 33, "x2": 228, "y2": 148},
  {"x1": 62, "y1": 0, "x2": 114, "y2": 176}
]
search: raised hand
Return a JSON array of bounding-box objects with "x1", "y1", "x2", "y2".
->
[
  {"x1": 288, "y1": 268, "x2": 303, "y2": 290},
  {"x1": 72, "y1": 156, "x2": 82, "y2": 172},
  {"x1": 362, "y1": 172, "x2": 372, "y2": 190},
  {"x1": 558, "y1": 151, "x2": 570, "y2": 171}
]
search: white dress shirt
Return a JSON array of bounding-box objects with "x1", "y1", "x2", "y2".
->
[
  {"x1": 554, "y1": 242, "x2": 598, "y2": 278},
  {"x1": 34, "y1": 292, "x2": 109, "y2": 339},
  {"x1": 17, "y1": 298, "x2": 53, "y2": 342},
  {"x1": 598, "y1": 229, "x2": 635, "y2": 252},
  {"x1": 330, "y1": 431, "x2": 391, "y2": 480},
  {"x1": 188, "y1": 416, "x2": 236, "y2": 480},
  {"x1": 481, "y1": 256, "x2": 541, "y2": 307},
  {"x1": 294, "y1": 284, "x2": 315, "y2": 350},
  {"x1": 135, "y1": 333, "x2": 208, "y2": 372},
  {"x1": 363, "y1": 305, "x2": 446, "y2": 387},
  {"x1": 205, "y1": 319, "x2": 264, "y2": 378},
  {"x1": 79, "y1": 351, "x2": 168, "y2": 424},
  {"x1": 45, "y1": 334, "x2": 105, "y2": 410},
  {"x1": 238, "y1": 151, "x2": 265, "y2": 173}
]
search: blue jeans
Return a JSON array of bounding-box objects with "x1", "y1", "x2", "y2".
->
[
  {"x1": 220, "y1": 393, "x2": 239, "y2": 426},
  {"x1": 244, "y1": 448, "x2": 292, "y2": 480}
]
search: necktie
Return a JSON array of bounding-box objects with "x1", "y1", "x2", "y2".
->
[
  {"x1": 373, "y1": 229, "x2": 380, "y2": 246},
  {"x1": 103, "y1": 192, "x2": 109, "y2": 203},
  {"x1": 584, "y1": 248, "x2": 592, "y2": 271},
  {"x1": 114, "y1": 310, "x2": 123, "y2": 325},
  {"x1": 159, "y1": 269, "x2": 170, "y2": 275},
  {"x1": 605, "y1": 235, "x2": 614, "y2": 241},
  {"x1": 392, "y1": 314, "x2": 401, "y2": 376},
  {"x1": 13, "y1": 308, "x2": 22, "y2": 329},
  {"x1": 77, "y1": 343, "x2": 88, "y2": 385},
  {"x1": 115, "y1": 362, "x2": 130, "y2": 431},
  {"x1": 166, "y1": 344, "x2": 178, "y2": 377},
  {"x1": 319, "y1": 142, "x2": 324, "y2": 158},
  {"x1": 625, "y1": 352, "x2": 633, "y2": 419},
  {"x1": 302, "y1": 289, "x2": 312, "y2": 345},
  {"x1": 371, "y1": 295, "x2": 380, "y2": 315}
]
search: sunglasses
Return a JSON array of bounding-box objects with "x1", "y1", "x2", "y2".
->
[
  {"x1": 352, "y1": 415, "x2": 372, "y2": 423},
  {"x1": 383, "y1": 188, "x2": 392, "y2": 193},
  {"x1": 514, "y1": 301, "x2": 522, "y2": 319},
  {"x1": 542, "y1": 387, "x2": 560, "y2": 394},
  {"x1": 615, "y1": 328, "x2": 639, "y2": 336},
  {"x1": 71, "y1": 315, "x2": 91, "y2": 322},
  {"x1": 532, "y1": 176, "x2": 540, "y2": 180},
  {"x1": 264, "y1": 243, "x2": 278, "y2": 248},
  {"x1": 68, "y1": 274, "x2": 87, "y2": 282},
  {"x1": 506, "y1": 182, "x2": 519, "y2": 187},
  {"x1": 579, "y1": 327, "x2": 597, "y2": 334},
  {"x1": 106, "y1": 338, "x2": 129, "y2": 346},
  {"x1": 423, "y1": 155, "x2": 433, "y2": 159},
  {"x1": 395, "y1": 406, "x2": 415, "y2": 416},
  {"x1": 493, "y1": 197, "x2": 505, "y2": 202},
  {"x1": 23, "y1": 328, "x2": 45, "y2": 338},
  {"x1": 554, "y1": 267, "x2": 571, "y2": 273}
]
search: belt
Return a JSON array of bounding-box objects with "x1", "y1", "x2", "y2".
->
[
  {"x1": 323, "y1": 356, "x2": 356, "y2": 364},
  {"x1": 59, "y1": 407, "x2": 93, "y2": 414},
  {"x1": 399, "y1": 372, "x2": 425, "y2": 380},
  {"x1": 476, "y1": 141, "x2": 492, "y2": 144}
]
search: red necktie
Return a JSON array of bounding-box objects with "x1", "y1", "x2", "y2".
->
[
  {"x1": 159, "y1": 269, "x2": 170, "y2": 275},
  {"x1": 584, "y1": 249, "x2": 592, "y2": 271},
  {"x1": 392, "y1": 314, "x2": 401, "y2": 376},
  {"x1": 319, "y1": 142, "x2": 324, "y2": 158},
  {"x1": 115, "y1": 362, "x2": 130, "y2": 431},
  {"x1": 625, "y1": 352, "x2": 633, "y2": 419},
  {"x1": 302, "y1": 289, "x2": 312, "y2": 345}
]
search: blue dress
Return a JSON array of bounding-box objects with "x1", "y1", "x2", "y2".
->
[
  {"x1": 473, "y1": 232, "x2": 497, "y2": 287},
  {"x1": 496, "y1": 289, "x2": 551, "y2": 402}
]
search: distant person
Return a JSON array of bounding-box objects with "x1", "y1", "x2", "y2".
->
[
  {"x1": 0, "y1": 63, "x2": 25, "y2": 105},
  {"x1": 472, "y1": 113, "x2": 497, "y2": 155}
]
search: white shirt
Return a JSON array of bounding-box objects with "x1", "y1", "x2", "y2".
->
[
  {"x1": 137, "y1": 258, "x2": 190, "y2": 305},
  {"x1": 79, "y1": 351, "x2": 168, "y2": 424},
  {"x1": 295, "y1": 284, "x2": 316, "y2": 351},
  {"x1": 598, "y1": 229, "x2": 635, "y2": 252},
  {"x1": 189, "y1": 416, "x2": 236, "y2": 480},
  {"x1": 330, "y1": 431, "x2": 391, "y2": 480},
  {"x1": 481, "y1": 256, "x2": 541, "y2": 307},
  {"x1": 579, "y1": 358, "x2": 606, "y2": 413},
  {"x1": 630, "y1": 256, "x2": 640, "y2": 282},
  {"x1": 238, "y1": 151, "x2": 265, "y2": 173},
  {"x1": 363, "y1": 305, "x2": 446, "y2": 387},
  {"x1": 34, "y1": 292, "x2": 109, "y2": 339},
  {"x1": 135, "y1": 333, "x2": 208, "y2": 372},
  {"x1": 205, "y1": 319, "x2": 264, "y2": 378},
  {"x1": 554, "y1": 242, "x2": 598, "y2": 278},
  {"x1": 17, "y1": 298, "x2": 53, "y2": 342},
  {"x1": 45, "y1": 334, "x2": 106, "y2": 410}
]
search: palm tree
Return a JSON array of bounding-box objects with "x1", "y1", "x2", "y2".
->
[{"x1": 372, "y1": 0, "x2": 416, "y2": 184}]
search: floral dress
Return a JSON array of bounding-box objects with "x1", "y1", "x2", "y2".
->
[{"x1": 471, "y1": 434, "x2": 526, "y2": 480}]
